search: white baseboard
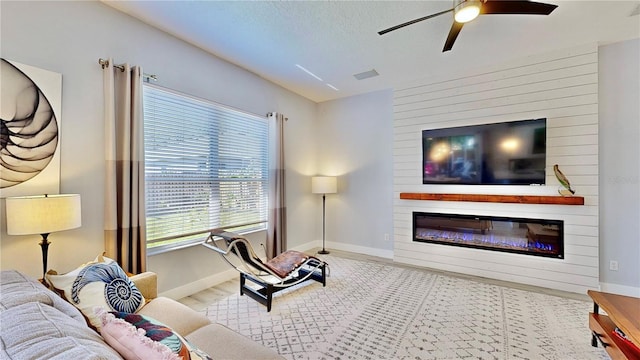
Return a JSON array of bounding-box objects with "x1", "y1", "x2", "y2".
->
[
  {"x1": 291, "y1": 241, "x2": 393, "y2": 259},
  {"x1": 324, "y1": 241, "x2": 394, "y2": 259},
  {"x1": 159, "y1": 241, "x2": 393, "y2": 299},
  {"x1": 158, "y1": 241, "x2": 319, "y2": 299},
  {"x1": 160, "y1": 242, "x2": 640, "y2": 301},
  {"x1": 159, "y1": 268, "x2": 238, "y2": 300},
  {"x1": 291, "y1": 240, "x2": 393, "y2": 259},
  {"x1": 288, "y1": 240, "x2": 318, "y2": 253},
  {"x1": 599, "y1": 282, "x2": 640, "y2": 297}
]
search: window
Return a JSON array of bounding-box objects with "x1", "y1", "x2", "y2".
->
[{"x1": 143, "y1": 85, "x2": 268, "y2": 253}]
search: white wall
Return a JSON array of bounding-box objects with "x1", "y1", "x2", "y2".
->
[
  {"x1": 598, "y1": 38, "x2": 640, "y2": 297},
  {"x1": 316, "y1": 90, "x2": 395, "y2": 258},
  {"x1": 2, "y1": 1, "x2": 638, "y2": 298},
  {"x1": 0, "y1": 1, "x2": 318, "y2": 295},
  {"x1": 392, "y1": 44, "x2": 600, "y2": 294},
  {"x1": 314, "y1": 40, "x2": 639, "y2": 296},
  {"x1": 312, "y1": 40, "x2": 639, "y2": 297}
]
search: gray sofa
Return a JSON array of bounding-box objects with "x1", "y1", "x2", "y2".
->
[{"x1": 0, "y1": 270, "x2": 284, "y2": 360}]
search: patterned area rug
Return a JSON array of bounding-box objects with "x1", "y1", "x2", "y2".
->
[{"x1": 203, "y1": 255, "x2": 607, "y2": 360}]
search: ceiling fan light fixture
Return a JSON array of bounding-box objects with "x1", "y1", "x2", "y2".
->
[{"x1": 454, "y1": 0, "x2": 481, "y2": 23}]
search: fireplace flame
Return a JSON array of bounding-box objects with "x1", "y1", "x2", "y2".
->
[{"x1": 416, "y1": 228, "x2": 557, "y2": 254}]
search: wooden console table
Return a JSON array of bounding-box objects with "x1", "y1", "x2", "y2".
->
[{"x1": 588, "y1": 290, "x2": 640, "y2": 359}]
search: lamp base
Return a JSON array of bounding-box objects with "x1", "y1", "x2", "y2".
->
[
  {"x1": 39, "y1": 234, "x2": 51, "y2": 288},
  {"x1": 317, "y1": 249, "x2": 330, "y2": 255}
]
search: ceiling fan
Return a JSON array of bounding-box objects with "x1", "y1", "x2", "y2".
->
[{"x1": 378, "y1": 0, "x2": 558, "y2": 52}]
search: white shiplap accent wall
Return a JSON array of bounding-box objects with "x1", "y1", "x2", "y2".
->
[{"x1": 393, "y1": 44, "x2": 599, "y2": 294}]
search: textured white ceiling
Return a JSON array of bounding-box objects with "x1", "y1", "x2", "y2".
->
[{"x1": 102, "y1": 1, "x2": 640, "y2": 103}]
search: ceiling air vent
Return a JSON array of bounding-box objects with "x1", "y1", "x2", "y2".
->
[{"x1": 353, "y1": 69, "x2": 379, "y2": 80}]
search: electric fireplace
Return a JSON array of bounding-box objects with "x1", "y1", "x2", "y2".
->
[{"x1": 413, "y1": 212, "x2": 564, "y2": 258}]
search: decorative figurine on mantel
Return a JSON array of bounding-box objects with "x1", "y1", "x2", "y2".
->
[{"x1": 554, "y1": 164, "x2": 575, "y2": 196}]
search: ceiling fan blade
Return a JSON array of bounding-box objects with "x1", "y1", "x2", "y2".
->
[
  {"x1": 443, "y1": 21, "x2": 464, "y2": 52},
  {"x1": 378, "y1": 8, "x2": 454, "y2": 35},
  {"x1": 481, "y1": 1, "x2": 558, "y2": 15}
]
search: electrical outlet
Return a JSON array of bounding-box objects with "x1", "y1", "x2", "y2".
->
[
  {"x1": 609, "y1": 260, "x2": 619, "y2": 271},
  {"x1": 384, "y1": 233, "x2": 390, "y2": 242}
]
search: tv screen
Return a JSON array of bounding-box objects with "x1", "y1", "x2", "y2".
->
[{"x1": 422, "y1": 118, "x2": 546, "y2": 185}]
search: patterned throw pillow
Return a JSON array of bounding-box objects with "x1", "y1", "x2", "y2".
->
[
  {"x1": 97, "y1": 309, "x2": 212, "y2": 360},
  {"x1": 46, "y1": 255, "x2": 145, "y2": 330}
]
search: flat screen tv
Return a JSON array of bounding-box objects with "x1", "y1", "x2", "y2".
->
[{"x1": 422, "y1": 118, "x2": 546, "y2": 185}]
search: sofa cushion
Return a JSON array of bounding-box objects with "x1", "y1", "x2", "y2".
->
[
  {"x1": 0, "y1": 301, "x2": 122, "y2": 359},
  {"x1": 98, "y1": 310, "x2": 188, "y2": 360},
  {"x1": 186, "y1": 323, "x2": 285, "y2": 360},
  {"x1": 0, "y1": 270, "x2": 85, "y2": 323},
  {"x1": 47, "y1": 255, "x2": 145, "y2": 329},
  {"x1": 137, "y1": 297, "x2": 210, "y2": 336},
  {"x1": 98, "y1": 309, "x2": 213, "y2": 360}
]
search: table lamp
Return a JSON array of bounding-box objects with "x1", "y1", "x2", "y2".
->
[{"x1": 5, "y1": 194, "x2": 82, "y2": 285}]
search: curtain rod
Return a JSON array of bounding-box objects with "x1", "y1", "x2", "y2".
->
[
  {"x1": 98, "y1": 58, "x2": 157, "y2": 82},
  {"x1": 266, "y1": 112, "x2": 288, "y2": 121}
]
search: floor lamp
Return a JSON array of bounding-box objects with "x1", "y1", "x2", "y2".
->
[
  {"x1": 312, "y1": 176, "x2": 337, "y2": 255},
  {"x1": 5, "y1": 194, "x2": 82, "y2": 286}
]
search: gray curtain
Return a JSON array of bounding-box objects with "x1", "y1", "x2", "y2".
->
[
  {"x1": 103, "y1": 59, "x2": 147, "y2": 274},
  {"x1": 267, "y1": 112, "x2": 286, "y2": 259}
]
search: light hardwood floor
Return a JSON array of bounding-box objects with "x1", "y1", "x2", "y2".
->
[{"x1": 177, "y1": 248, "x2": 591, "y2": 311}]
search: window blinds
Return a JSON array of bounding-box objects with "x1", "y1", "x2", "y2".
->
[{"x1": 143, "y1": 85, "x2": 268, "y2": 250}]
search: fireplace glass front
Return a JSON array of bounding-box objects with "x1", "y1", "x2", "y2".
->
[{"x1": 413, "y1": 212, "x2": 564, "y2": 258}]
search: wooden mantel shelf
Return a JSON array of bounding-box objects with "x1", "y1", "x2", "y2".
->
[{"x1": 399, "y1": 193, "x2": 584, "y2": 205}]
